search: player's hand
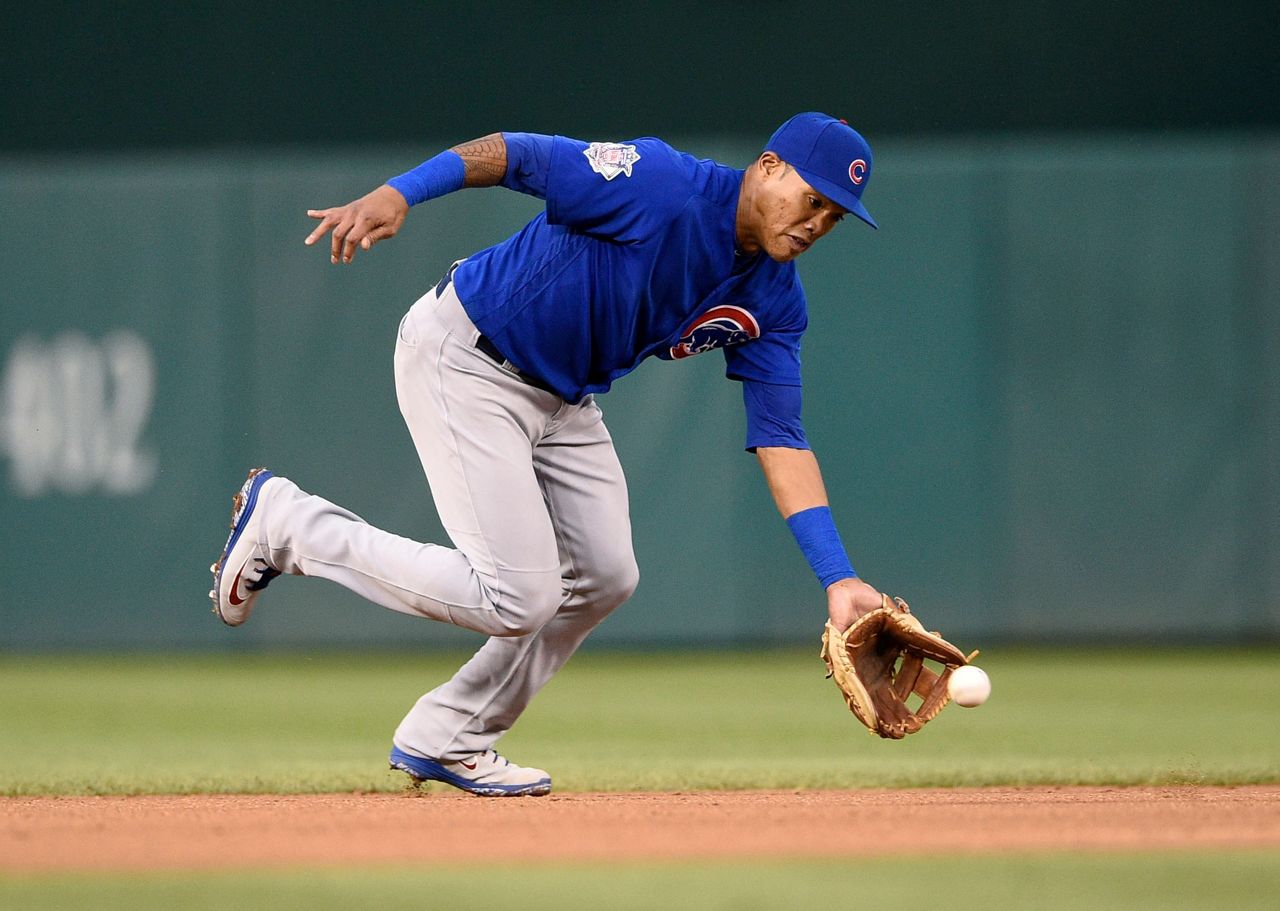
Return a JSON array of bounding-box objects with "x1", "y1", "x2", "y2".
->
[
  {"x1": 305, "y1": 184, "x2": 409, "y2": 264},
  {"x1": 825, "y1": 577, "x2": 885, "y2": 632}
]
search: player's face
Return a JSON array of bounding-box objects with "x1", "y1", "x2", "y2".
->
[{"x1": 744, "y1": 155, "x2": 849, "y2": 262}]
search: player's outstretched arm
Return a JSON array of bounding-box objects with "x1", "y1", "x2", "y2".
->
[
  {"x1": 755, "y1": 446, "x2": 884, "y2": 630},
  {"x1": 304, "y1": 133, "x2": 510, "y2": 264}
]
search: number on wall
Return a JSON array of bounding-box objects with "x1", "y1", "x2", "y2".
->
[{"x1": 0, "y1": 331, "x2": 157, "y2": 497}]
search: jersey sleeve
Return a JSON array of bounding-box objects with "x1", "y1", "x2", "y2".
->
[
  {"x1": 722, "y1": 271, "x2": 808, "y2": 386},
  {"x1": 741, "y1": 379, "x2": 809, "y2": 452},
  {"x1": 536, "y1": 136, "x2": 693, "y2": 243},
  {"x1": 500, "y1": 132, "x2": 555, "y2": 199},
  {"x1": 723, "y1": 325, "x2": 805, "y2": 386}
]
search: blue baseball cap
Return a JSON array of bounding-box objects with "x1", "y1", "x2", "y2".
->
[{"x1": 765, "y1": 112, "x2": 877, "y2": 229}]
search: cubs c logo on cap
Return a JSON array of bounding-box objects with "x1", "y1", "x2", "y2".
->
[{"x1": 849, "y1": 159, "x2": 867, "y2": 186}]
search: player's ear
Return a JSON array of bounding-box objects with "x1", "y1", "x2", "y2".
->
[{"x1": 757, "y1": 151, "x2": 784, "y2": 177}]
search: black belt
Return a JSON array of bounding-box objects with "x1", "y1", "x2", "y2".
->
[{"x1": 435, "y1": 264, "x2": 557, "y2": 396}]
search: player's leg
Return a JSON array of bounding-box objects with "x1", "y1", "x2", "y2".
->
[
  {"x1": 213, "y1": 285, "x2": 567, "y2": 638},
  {"x1": 393, "y1": 394, "x2": 638, "y2": 760},
  {"x1": 386, "y1": 284, "x2": 625, "y2": 795}
]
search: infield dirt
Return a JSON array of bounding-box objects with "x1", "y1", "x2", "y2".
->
[{"x1": 3, "y1": 786, "x2": 1279, "y2": 871}]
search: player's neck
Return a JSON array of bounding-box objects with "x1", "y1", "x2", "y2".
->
[{"x1": 734, "y1": 174, "x2": 763, "y2": 258}]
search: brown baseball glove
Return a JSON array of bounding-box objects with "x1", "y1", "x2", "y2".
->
[{"x1": 820, "y1": 594, "x2": 974, "y2": 739}]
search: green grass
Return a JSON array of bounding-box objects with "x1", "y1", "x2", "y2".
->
[
  {"x1": 3, "y1": 854, "x2": 1279, "y2": 911},
  {"x1": 0, "y1": 647, "x2": 1277, "y2": 795}
]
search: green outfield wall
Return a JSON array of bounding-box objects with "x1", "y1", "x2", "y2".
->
[{"x1": 1, "y1": 133, "x2": 1277, "y2": 649}]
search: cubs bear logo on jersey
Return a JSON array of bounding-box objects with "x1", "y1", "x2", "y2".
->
[{"x1": 670, "y1": 305, "x2": 761, "y2": 359}]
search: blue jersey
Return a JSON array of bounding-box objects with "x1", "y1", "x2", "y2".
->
[{"x1": 452, "y1": 133, "x2": 810, "y2": 448}]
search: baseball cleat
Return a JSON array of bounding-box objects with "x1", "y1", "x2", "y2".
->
[
  {"x1": 389, "y1": 745, "x2": 552, "y2": 797},
  {"x1": 210, "y1": 467, "x2": 282, "y2": 627}
]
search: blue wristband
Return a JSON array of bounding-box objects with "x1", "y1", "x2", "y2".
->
[
  {"x1": 785, "y1": 506, "x2": 857, "y2": 589},
  {"x1": 386, "y1": 150, "x2": 466, "y2": 207}
]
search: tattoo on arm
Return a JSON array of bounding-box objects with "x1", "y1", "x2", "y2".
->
[{"x1": 451, "y1": 133, "x2": 507, "y2": 188}]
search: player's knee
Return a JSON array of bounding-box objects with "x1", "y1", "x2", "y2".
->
[
  {"x1": 608, "y1": 554, "x2": 640, "y2": 607},
  {"x1": 491, "y1": 572, "x2": 562, "y2": 636},
  {"x1": 585, "y1": 550, "x2": 640, "y2": 614}
]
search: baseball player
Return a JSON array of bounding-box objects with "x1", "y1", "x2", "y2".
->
[{"x1": 210, "y1": 113, "x2": 886, "y2": 796}]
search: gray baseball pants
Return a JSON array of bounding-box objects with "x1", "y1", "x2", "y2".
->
[{"x1": 259, "y1": 276, "x2": 638, "y2": 760}]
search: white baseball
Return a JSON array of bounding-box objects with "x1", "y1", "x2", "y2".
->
[{"x1": 948, "y1": 665, "x2": 991, "y2": 708}]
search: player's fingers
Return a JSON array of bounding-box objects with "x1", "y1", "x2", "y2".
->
[
  {"x1": 329, "y1": 216, "x2": 356, "y2": 263},
  {"x1": 340, "y1": 220, "x2": 360, "y2": 263},
  {"x1": 362, "y1": 224, "x2": 396, "y2": 248},
  {"x1": 304, "y1": 210, "x2": 337, "y2": 246},
  {"x1": 341, "y1": 217, "x2": 371, "y2": 263}
]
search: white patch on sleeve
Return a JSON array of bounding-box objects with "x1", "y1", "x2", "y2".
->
[{"x1": 582, "y1": 142, "x2": 641, "y2": 180}]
